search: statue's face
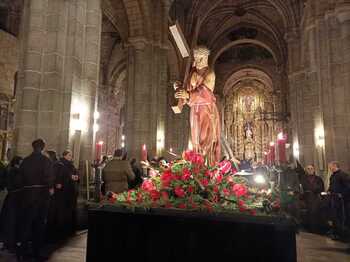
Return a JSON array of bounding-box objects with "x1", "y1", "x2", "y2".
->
[{"x1": 193, "y1": 53, "x2": 208, "y2": 69}]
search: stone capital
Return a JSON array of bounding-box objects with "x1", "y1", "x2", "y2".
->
[
  {"x1": 335, "y1": 4, "x2": 350, "y2": 23},
  {"x1": 126, "y1": 37, "x2": 149, "y2": 50},
  {"x1": 284, "y1": 28, "x2": 300, "y2": 43}
]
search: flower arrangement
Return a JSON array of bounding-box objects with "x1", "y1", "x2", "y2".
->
[{"x1": 106, "y1": 151, "x2": 279, "y2": 215}]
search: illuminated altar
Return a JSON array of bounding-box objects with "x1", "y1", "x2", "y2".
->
[{"x1": 223, "y1": 69, "x2": 279, "y2": 162}]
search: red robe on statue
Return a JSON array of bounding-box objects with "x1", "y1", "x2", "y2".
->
[{"x1": 187, "y1": 67, "x2": 221, "y2": 164}]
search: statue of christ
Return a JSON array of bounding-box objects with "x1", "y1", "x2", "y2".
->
[{"x1": 175, "y1": 46, "x2": 221, "y2": 164}]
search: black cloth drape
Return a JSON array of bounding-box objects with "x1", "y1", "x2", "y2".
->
[{"x1": 87, "y1": 206, "x2": 297, "y2": 262}]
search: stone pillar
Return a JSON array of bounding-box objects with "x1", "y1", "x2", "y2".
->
[
  {"x1": 331, "y1": 4, "x2": 350, "y2": 171},
  {"x1": 286, "y1": 29, "x2": 306, "y2": 163},
  {"x1": 125, "y1": 39, "x2": 169, "y2": 160},
  {"x1": 15, "y1": 0, "x2": 102, "y2": 161}
]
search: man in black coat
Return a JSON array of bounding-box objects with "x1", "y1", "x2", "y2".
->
[
  {"x1": 327, "y1": 161, "x2": 350, "y2": 238},
  {"x1": 17, "y1": 139, "x2": 54, "y2": 261},
  {"x1": 300, "y1": 165, "x2": 325, "y2": 233},
  {"x1": 54, "y1": 150, "x2": 79, "y2": 239}
]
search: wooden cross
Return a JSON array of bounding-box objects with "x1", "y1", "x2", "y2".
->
[{"x1": 169, "y1": 21, "x2": 192, "y2": 114}]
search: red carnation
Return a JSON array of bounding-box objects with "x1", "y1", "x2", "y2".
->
[
  {"x1": 137, "y1": 192, "x2": 143, "y2": 203},
  {"x1": 161, "y1": 191, "x2": 169, "y2": 201},
  {"x1": 165, "y1": 202, "x2": 173, "y2": 208},
  {"x1": 232, "y1": 184, "x2": 248, "y2": 197},
  {"x1": 181, "y1": 168, "x2": 191, "y2": 181},
  {"x1": 201, "y1": 178, "x2": 209, "y2": 187},
  {"x1": 215, "y1": 174, "x2": 223, "y2": 183},
  {"x1": 174, "y1": 186, "x2": 186, "y2": 198},
  {"x1": 187, "y1": 185, "x2": 194, "y2": 193},
  {"x1": 183, "y1": 150, "x2": 204, "y2": 165},
  {"x1": 178, "y1": 203, "x2": 186, "y2": 209},
  {"x1": 141, "y1": 180, "x2": 156, "y2": 192},
  {"x1": 223, "y1": 188, "x2": 230, "y2": 196},
  {"x1": 213, "y1": 185, "x2": 219, "y2": 193},
  {"x1": 219, "y1": 160, "x2": 232, "y2": 174},
  {"x1": 150, "y1": 190, "x2": 160, "y2": 201},
  {"x1": 239, "y1": 206, "x2": 247, "y2": 212},
  {"x1": 238, "y1": 199, "x2": 245, "y2": 207},
  {"x1": 226, "y1": 176, "x2": 234, "y2": 183},
  {"x1": 160, "y1": 170, "x2": 174, "y2": 187},
  {"x1": 204, "y1": 170, "x2": 213, "y2": 177}
]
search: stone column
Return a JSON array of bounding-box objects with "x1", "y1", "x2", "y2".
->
[
  {"x1": 331, "y1": 4, "x2": 350, "y2": 170},
  {"x1": 286, "y1": 29, "x2": 307, "y2": 163},
  {"x1": 15, "y1": 0, "x2": 102, "y2": 160},
  {"x1": 125, "y1": 38, "x2": 170, "y2": 160}
]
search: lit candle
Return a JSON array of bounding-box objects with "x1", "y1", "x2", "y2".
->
[
  {"x1": 96, "y1": 141, "x2": 103, "y2": 161},
  {"x1": 141, "y1": 144, "x2": 147, "y2": 161}
]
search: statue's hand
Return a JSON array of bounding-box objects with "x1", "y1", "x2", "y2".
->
[
  {"x1": 175, "y1": 90, "x2": 189, "y2": 100},
  {"x1": 173, "y1": 81, "x2": 182, "y2": 90}
]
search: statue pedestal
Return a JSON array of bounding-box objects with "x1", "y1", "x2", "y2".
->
[{"x1": 87, "y1": 206, "x2": 297, "y2": 262}]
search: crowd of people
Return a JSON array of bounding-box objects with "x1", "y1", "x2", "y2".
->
[
  {"x1": 296, "y1": 161, "x2": 350, "y2": 241},
  {"x1": 1, "y1": 139, "x2": 350, "y2": 260},
  {"x1": 0, "y1": 139, "x2": 79, "y2": 261}
]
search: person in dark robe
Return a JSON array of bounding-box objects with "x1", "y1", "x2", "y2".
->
[
  {"x1": 0, "y1": 160, "x2": 7, "y2": 191},
  {"x1": 300, "y1": 165, "x2": 325, "y2": 233},
  {"x1": 54, "y1": 150, "x2": 79, "y2": 239},
  {"x1": 0, "y1": 156, "x2": 23, "y2": 252},
  {"x1": 327, "y1": 161, "x2": 350, "y2": 239},
  {"x1": 45, "y1": 150, "x2": 59, "y2": 242},
  {"x1": 16, "y1": 139, "x2": 54, "y2": 261},
  {"x1": 279, "y1": 165, "x2": 301, "y2": 222}
]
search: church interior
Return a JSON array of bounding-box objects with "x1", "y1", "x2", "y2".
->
[{"x1": 0, "y1": 0, "x2": 350, "y2": 261}]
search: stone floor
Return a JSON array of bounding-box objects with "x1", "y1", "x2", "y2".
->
[{"x1": 0, "y1": 231, "x2": 349, "y2": 261}]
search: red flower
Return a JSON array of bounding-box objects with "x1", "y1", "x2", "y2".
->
[
  {"x1": 174, "y1": 186, "x2": 186, "y2": 198},
  {"x1": 226, "y1": 176, "x2": 234, "y2": 183},
  {"x1": 201, "y1": 178, "x2": 209, "y2": 187},
  {"x1": 219, "y1": 160, "x2": 232, "y2": 174},
  {"x1": 215, "y1": 174, "x2": 223, "y2": 183},
  {"x1": 150, "y1": 190, "x2": 160, "y2": 201},
  {"x1": 165, "y1": 202, "x2": 173, "y2": 208},
  {"x1": 232, "y1": 184, "x2": 248, "y2": 197},
  {"x1": 183, "y1": 150, "x2": 204, "y2": 165},
  {"x1": 212, "y1": 195, "x2": 219, "y2": 203},
  {"x1": 239, "y1": 206, "x2": 247, "y2": 212},
  {"x1": 137, "y1": 192, "x2": 143, "y2": 203},
  {"x1": 141, "y1": 180, "x2": 156, "y2": 192},
  {"x1": 249, "y1": 209, "x2": 257, "y2": 216},
  {"x1": 161, "y1": 191, "x2": 169, "y2": 201},
  {"x1": 181, "y1": 168, "x2": 191, "y2": 181},
  {"x1": 178, "y1": 203, "x2": 186, "y2": 209},
  {"x1": 238, "y1": 199, "x2": 245, "y2": 207},
  {"x1": 204, "y1": 170, "x2": 213, "y2": 177},
  {"x1": 160, "y1": 170, "x2": 174, "y2": 187},
  {"x1": 187, "y1": 185, "x2": 194, "y2": 193},
  {"x1": 223, "y1": 188, "x2": 230, "y2": 196},
  {"x1": 213, "y1": 185, "x2": 219, "y2": 193}
]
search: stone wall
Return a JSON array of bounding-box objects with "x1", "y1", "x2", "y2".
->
[
  {"x1": 288, "y1": 1, "x2": 350, "y2": 174},
  {"x1": 0, "y1": 29, "x2": 18, "y2": 96}
]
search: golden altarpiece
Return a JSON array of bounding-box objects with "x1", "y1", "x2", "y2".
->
[{"x1": 224, "y1": 79, "x2": 277, "y2": 162}]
